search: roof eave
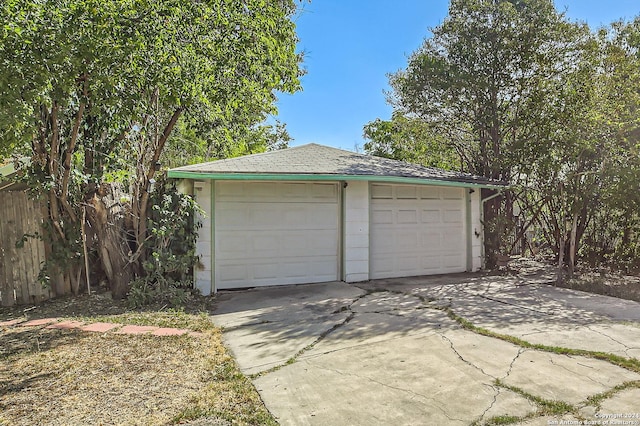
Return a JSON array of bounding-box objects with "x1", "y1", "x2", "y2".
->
[{"x1": 166, "y1": 170, "x2": 508, "y2": 189}]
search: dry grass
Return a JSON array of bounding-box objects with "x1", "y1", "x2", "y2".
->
[
  {"x1": 564, "y1": 273, "x2": 640, "y2": 303},
  {"x1": 0, "y1": 294, "x2": 275, "y2": 426},
  {"x1": 505, "y1": 257, "x2": 640, "y2": 303}
]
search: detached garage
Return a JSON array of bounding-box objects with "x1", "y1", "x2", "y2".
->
[{"x1": 168, "y1": 143, "x2": 506, "y2": 295}]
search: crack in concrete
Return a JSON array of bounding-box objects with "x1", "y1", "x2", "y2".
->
[
  {"x1": 518, "y1": 330, "x2": 546, "y2": 336},
  {"x1": 221, "y1": 320, "x2": 274, "y2": 332},
  {"x1": 548, "y1": 355, "x2": 609, "y2": 388},
  {"x1": 477, "y1": 293, "x2": 553, "y2": 316},
  {"x1": 306, "y1": 360, "x2": 468, "y2": 423},
  {"x1": 251, "y1": 291, "x2": 371, "y2": 377},
  {"x1": 478, "y1": 384, "x2": 501, "y2": 423},
  {"x1": 367, "y1": 310, "x2": 410, "y2": 318},
  {"x1": 587, "y1": 325, "x2": 631, "y2": 353},
  {"x1": 247, "y1": 283, "x2": 638, "y2": 424},
  {"x1": 292, "y1": 329, "x2": 440, "y2": 361},
  {"x1": 439, "y1": 333, "x2": 494, "y2": 379},
  {"x1": 502, "y1": 347, "x2": 525, "y2": 380},
  {"x1": 367, "y1": 285, "x2": 640, "y2": 424}
]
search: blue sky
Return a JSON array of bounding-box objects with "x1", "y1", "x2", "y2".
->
[{"x1": 273, "y1": 0, "x2": 639, "y2": 151}]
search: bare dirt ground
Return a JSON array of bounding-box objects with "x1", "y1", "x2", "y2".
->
[{"x1": 505, "y1": 257, "x2": 640, "y2": 303}]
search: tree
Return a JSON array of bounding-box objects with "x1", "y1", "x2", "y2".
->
[
  {"x1": 0, "y1": 0, "x2": 302, "y2": 298},
  {"x1": 369, "y1": 0, "x2": 593, "y2": 266},
  {"x1": 162, "y1": 118, "x2": 293, "y2": 168},
  {"x1": 363, "y1": 114, "x2": 460, "y2": 170},
  {"x1": 567, "y1": 19, "x2": 640, "y2": 272}
]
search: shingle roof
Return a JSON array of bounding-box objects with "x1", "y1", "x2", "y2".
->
[{"x1": 169, "y1": 143, "x2": 506, "y2": 187}]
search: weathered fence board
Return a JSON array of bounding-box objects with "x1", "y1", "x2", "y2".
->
[{"x1": 0, "y1": 191, "x2": 49, "y2": 306}]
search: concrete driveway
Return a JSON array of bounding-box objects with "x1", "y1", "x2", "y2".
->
[{"x1": 212, "y1": 273, "x2": 640, "y2": 425}]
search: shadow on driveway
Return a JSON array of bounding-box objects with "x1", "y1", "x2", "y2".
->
[{"x1": 211, "y1": 273, "x2": 640, "y2": 425}]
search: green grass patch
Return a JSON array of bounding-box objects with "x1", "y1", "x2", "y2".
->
[
  {"x1": 482, "y1": 415, "x2": 523, "y2": 425},
  {"x1": 494, "y1": 379, "x2": 576, "y2": 416},
  {"x1": 442, "y1": 307, "x2": 640, "y2": 374},
  {"x1": 585, "y1": 380, "x2": 640, "y2": 410}
]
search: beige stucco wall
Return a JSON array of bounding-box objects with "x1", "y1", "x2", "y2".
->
[
  {"x1": 193, "y1": 180, "x2": 213, "y2": 295},
  {"x1": 343, "y1": 181, "x2": 370, "y2": 282}
]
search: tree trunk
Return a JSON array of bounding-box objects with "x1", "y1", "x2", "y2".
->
[
  {"x1": 71, "y1": 263, "x2": 81, "y2": 296},
  {"x1": 557, "y1": 231, "x2": 565, "y2": 285},
  {"x1": 88, "y1": 192, "x2": 134, "y2": 299},
  {"x1": 482, "y1": 188, "x2": 502, "y2": 269},
  {"x1": 569, "y1": 210, "x2": 578, "y2": 277}
]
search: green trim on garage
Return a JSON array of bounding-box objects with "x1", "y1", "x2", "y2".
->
[
  {"x1": 210, "y1": 181, "x2": 216, "y2": 294},
  {"x1": 167, "y1": 171, "x2": 506, "y2": 190}
]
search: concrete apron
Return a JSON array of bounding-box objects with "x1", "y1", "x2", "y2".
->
[{"x1": 212, "y1": 276, "x2": 640, "y2": 426}]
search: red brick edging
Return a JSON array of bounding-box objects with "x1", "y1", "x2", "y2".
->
[{"x1": 0, "y1": 317, "x2": 203, "y2": 337}]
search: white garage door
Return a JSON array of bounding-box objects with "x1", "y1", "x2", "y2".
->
[
  {"x1": 215, "y1": 181, "x2": 340, "y2": 289},
  {"x1": 370, "y1": 184, "x2": 466, "y2": 279}
]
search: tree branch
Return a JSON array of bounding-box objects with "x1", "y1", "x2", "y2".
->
[
  {"x1": 60, "y1": 73, "x2": 88, "y2": 222},
  {"x1": 136, "y1": 107, "x2": 183, "y2": 257}
]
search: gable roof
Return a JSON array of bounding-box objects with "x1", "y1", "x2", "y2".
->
[{"x1": 168, "y1": 143, "x2": 507, "y2": 188}]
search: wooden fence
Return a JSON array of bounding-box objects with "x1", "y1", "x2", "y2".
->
[{"x1": 0, "y1": 191, "x2": 50, "y2": 306}]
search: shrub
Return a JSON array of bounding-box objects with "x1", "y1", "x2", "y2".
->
[{"x1": 128, "y1": 176, "x2": 202, "y2": 308}]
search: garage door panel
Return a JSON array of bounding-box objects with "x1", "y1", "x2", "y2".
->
[
  {"x1": 218, "y1": 264, "x2": 248, "y2": 283},
  {"x1": 280, "y1": 182, "x2": 307, "y2": 198},
  {"x1": 217, "y1": 182, "x2": 338, "y2": 203},
  {"x1": 443, "y1": 254, "x2": 465, "y2": 269},
  {"x1": 308, "y1": 204, "x2": 341, "y2": 227},
  {"x1": 371, "y1": 256, "x2": 393, "y2": 275},
  {"x1": 371, "y1": 184, "x2": 393, "y2": 199},
  {"x1": 420, "y1": 231, "x2": 442, "y2": 251},
  {"x1": 251, "y1": 206, "x2": 284, "y2": 228},
  {"x1": 442, "y1": 188, "x2": 464, "y2": 199},
  {"x1": 216, "y1": 208, "x2": 248, "y2": 227},
  {"x1": 309, "y1": 183, "x2": 338, "y2": 200},
  {"x1": 396, "y1": 185, "x2": 418, "y2": 199},
  {"x1": 443, "y1": 209, "x2": 463, "y2": 223},
  {"x1": 421, "y1": 210, "x2": 440, "y2": 223},
  {"x1": 252, "y1": 234, "x2": 280, "y2": 252},
  {"x1": 217, "y1": 230, "x2": 340, "y2": 260},
  {"x1": 420, "y1": 186, "x2": 440, "y2": 199},
  {"x1": 309, "y1": 232, "x2": 340, "y2": 251},
  {"x1": 397, "y1": 209, "x2": 418, "y2": 224},
  {"x1": 215, "y1": 181, "x2": 242, "y2": 200},
  {"x1": 371, "y1": 183, "x2": 466, "y2": 279},
  {"x1": 397, "y1": 255, "x2": 419, "y2": 271},
  {"x1": 283, "y1": 208, "x2": 309, "y2": 227},
  {"x1": 438, "y1": 200, "x2": 463, "y2": 210},
  {"x1": 441, "y1": 235, "x2": 464, "y2": 251},
  {"x1": 372, "y1": 209, "x2": 393, "y2": 224},
  {"x1": 371, "y1": 230, "x2": 395, "y2": 254},
  {"x1": 218, "y1": 257, "x2": 340, "y2": 287},
  {"x1": 397, "y1": 232, "x2": 419, "y2": 250},
  {"x1": 421, "y1": 256, "x2": 442, "y2": 270},
  {"x1": 253, "y1": 263, "x2": 279, "y2": 280},
  {"x1": 215, "y1": 182, "x2": 339, "y2": 289},
  {"x1": 218, "y1": 231, "x2": 338, "y2": 258},
  {"x1": 216, "y1": 233, "x2": 248, "y2": 258},
  {"x1": 281, "y1": 261, "x2": 308, "y2": 278},
  {"x1": 279, "y1": 231, "x2": 338, "y2": 257}
]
